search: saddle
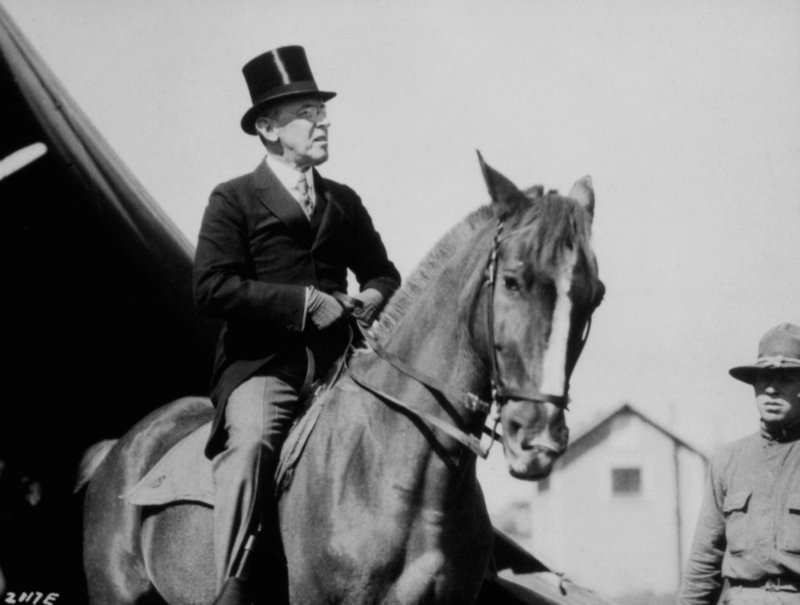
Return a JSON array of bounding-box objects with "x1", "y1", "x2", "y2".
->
[{"x1": 122, "y1": 330, "x2": 355, "y2": 508}]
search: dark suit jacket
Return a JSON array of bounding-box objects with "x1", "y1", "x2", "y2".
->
[{"x1": 194, "y1": 160, "x2": 400, "y2": 456}]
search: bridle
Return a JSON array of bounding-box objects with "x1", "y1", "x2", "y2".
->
[
  {"x1": 347, "y1": 218, "x2": 592, "y2": 459},
  {"x1": 483, "y1": 219, "x2": 591, "y2": 410}
]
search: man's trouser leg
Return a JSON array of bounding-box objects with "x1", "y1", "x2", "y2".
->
[{"x1": 211, "y1": 373, "x2": 298, "y2": 592}]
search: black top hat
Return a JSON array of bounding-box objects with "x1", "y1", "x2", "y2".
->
[
  {"x1": 729, "y1": 322, "x2": 800, "y2": 384},
  {"x1": 240, "y1": 45, "x2": 336, "y2": 135}
]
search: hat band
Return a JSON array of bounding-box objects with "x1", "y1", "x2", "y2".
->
[
  {"x1": 251, "y1": 81, "x2": 322, "y2": 106},
  {"x1": 755, "y1": 355, "x2": 800, "y2": 369}
]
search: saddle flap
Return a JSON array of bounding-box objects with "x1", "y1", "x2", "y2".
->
[
  {"x1": 121, "y1": 394, "x2": 329, "y2": 507},
  {"x1": 122, "y1": 423, "x2": 215, "y2": 506}
]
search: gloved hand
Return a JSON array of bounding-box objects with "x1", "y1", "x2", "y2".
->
[
  {"x1": 307, "y1": 287, "x2": 345, "y2": 330},
  {"x1": 351, "y1": 288, "x2": 384, "y2": 325},
  {"x1": 330, "y1": 291, "x2": 362, "y2": 315}
]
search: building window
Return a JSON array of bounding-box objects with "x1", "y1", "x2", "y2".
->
[{"x1": 611, "y1": 467, "x2": 641, "y2": 496}]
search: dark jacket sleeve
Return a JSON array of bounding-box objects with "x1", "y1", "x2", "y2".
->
[
  {"x1": 678, "y1": 456, "x2": 726, "y2": 605},
  {"x1": 193, "y1": 185, "x2": 306, "y2": 333},
  {"x1": 341, "y1": 186, "x2": 401, "y2": 302}
]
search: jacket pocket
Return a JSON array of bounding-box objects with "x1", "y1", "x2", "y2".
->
[
  {"x1": 780, "y1": 493, "x2": 800, "y2": 554},
  {"x1": 723, "y1": 491, "x2": 751, "y2": 555}
]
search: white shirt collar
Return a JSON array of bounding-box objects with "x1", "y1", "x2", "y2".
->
[{"x1": 265, "y1": 154, "x2": 315, "y2": 198}]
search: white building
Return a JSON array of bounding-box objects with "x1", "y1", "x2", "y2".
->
[{"x1": 528, "y1": 403, "x2": 709, "y2": 603}]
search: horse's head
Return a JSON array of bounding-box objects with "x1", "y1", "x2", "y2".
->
[{"x1": 478, "y1": 154, "x2": 604, "y2": 480}]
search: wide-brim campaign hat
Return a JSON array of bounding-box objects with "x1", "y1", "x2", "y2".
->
[
  {"x1": 729, "y1": 322, "x2": 800, "y2": 384},
  {"x1": 240, "y1": 45, "x2": 336, "y2": 135}
]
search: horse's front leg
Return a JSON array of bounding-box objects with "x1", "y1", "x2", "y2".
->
[
  {"x1": 387, "y1": 550, "x2": 448, "y2": 604},
  {"x1": 386, "y1": 503, "x2": 493, "y2": 605}
]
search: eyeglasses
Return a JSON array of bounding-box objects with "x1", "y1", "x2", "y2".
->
[{"x1": 295, "y1": 104, "x2": 327, "y2": 122}]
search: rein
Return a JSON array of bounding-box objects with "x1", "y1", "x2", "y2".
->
[
  {"x1": 350, "y1": 322, "x2": 497, "y2": 459},
  {"x1": 354, "y1": 323, "x2": 491, "y2": 416}
]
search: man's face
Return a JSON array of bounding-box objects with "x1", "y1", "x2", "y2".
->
[
  {"x1": 256, "y1": 95, "x2": 330, "y2": 170},
  {"x1": 754, "y1": 369, "x2": 800, "y2": 428}
]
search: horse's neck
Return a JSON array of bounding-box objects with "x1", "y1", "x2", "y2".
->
[
  {"x1": 396, "y1": 255, "x2": 484, "y2": 384},
  {"x1": 369, "y1": 235, "x2": 491, "y2": 434},
  {"x1": 348, "y1": 231, "x2": 493, "y2": 510}
]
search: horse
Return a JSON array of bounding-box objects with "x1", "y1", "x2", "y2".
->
[{"x1": 78, "y1": 155, "x2": 604, "y2": 605}]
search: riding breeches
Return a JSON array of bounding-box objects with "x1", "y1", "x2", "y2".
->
[{"x1": 211, "y1": 369, "x2": 303, "y2": 591}]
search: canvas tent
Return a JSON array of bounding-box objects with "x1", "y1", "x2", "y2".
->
[
  {"x1": 0, "y1": 1, "x2": 223, "y2": 597},
  {"x1": 0, "y1": 5, "x2": 613, "y2": 604}
]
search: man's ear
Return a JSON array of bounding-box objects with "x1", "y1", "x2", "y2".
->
[{"x1": 255, "y1": 117, "x2": 280, "y2": 143}]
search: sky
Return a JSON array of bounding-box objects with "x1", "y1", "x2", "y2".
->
[{"x1": 2, "y1": 1, "x2": 799, "y2": 514}]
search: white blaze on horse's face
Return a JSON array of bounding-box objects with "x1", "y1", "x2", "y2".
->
[
  {"x1": 539, "y1": 245, "x2": 578, "y2": 398},
  {"x1": 476, "y1": 153, "x2": 598, "y2": 481},
  {"x1": 493, "y1": 241, "x2": 576, "y2": 481}
]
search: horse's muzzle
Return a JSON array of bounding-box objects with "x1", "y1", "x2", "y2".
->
[
  {"x1": 500, "y1": 398, "x2": 568, "y2": 480},
  {"x1": 506, "y1": 444, "x2": 562, "y2": 480}
]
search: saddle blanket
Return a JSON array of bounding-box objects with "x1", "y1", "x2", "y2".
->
[{"x1": 122, "y1": 395, "x2": 327, "y2": 507}]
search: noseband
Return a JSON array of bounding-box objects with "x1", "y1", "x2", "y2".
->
[{"x1": 347, "y1": 218, "x2": 589, "y2": 459}]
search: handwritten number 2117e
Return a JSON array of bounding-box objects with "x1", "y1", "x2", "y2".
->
[{"x1": 4, "y1": 593, "x2": 59, "y2": 604}]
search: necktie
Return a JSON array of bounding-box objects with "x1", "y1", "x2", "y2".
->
[{"x1": 296, "y1": 172, "x2": 314, "y2": 220}]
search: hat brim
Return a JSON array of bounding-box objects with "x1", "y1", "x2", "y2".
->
[
  {"x1": 729, "y1": 365, "x2": 760, "y2": 385},
  {"x1": 729, "y1": 363, "x2": 800, "y2": 385},
  {"x1": 241, "y1": 89, "x2": 336, "y2": 135}
]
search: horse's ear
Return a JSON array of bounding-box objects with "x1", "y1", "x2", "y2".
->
[
  {"x1": 568, "y1": 175, "x2": 594, "y2": 220},
  {"x1": 477, "y1": 151, "x2": 526, "y2": 215}
]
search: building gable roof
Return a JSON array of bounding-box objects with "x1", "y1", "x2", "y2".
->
[{"x1": 559, "y1": 403, "x2": 709, "y2": 469}]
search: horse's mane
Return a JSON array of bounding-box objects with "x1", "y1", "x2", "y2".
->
[
  {"x1": 372, "y1": 191, "x2": 596, "y2": 344},
  {"x1": 372, "y1": 205, "x2": 494, "y2": 342}
]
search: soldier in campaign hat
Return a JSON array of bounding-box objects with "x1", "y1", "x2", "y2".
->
[
  {"x1": 193, "y1": 45, "x2": 400, "y2": 604},
  {"x1": 679, "y1": 323, "x2": 800, "y2": 604}
]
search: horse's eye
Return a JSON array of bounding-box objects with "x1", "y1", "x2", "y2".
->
[{"x1": 503, "y1": 276, "x2": 520, "y2": 292}]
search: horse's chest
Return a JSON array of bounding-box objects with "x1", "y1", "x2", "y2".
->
[{"x1": 307, "y1": 507, "x2": 489, "y2": 604}]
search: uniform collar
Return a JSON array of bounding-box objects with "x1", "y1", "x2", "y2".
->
[{"x1": 760, "y1": 419, "x2": 800, "y2": 443}]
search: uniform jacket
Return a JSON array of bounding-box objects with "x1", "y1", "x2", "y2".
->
[
  {"x1": 193, "y1": 159, "x2": 400, "y2": 457},
  {"x1": 678, "y1": 425, "x2": 800, "y2": 605}
]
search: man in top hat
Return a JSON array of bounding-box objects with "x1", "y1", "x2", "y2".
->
[
  {"x1": 678, "y1": 323, "x2": 800, "y2": 605},
  {"x1": 193, "y1": 45, "x2": 401, "y2": 602}
]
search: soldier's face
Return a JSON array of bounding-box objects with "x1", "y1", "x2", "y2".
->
[
  {"x1": 257, "y1": 95, "x2": 330, "y2": 170},
  {"x1": 754, "y1": 369, "x2": 800, "y2": 428}
]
